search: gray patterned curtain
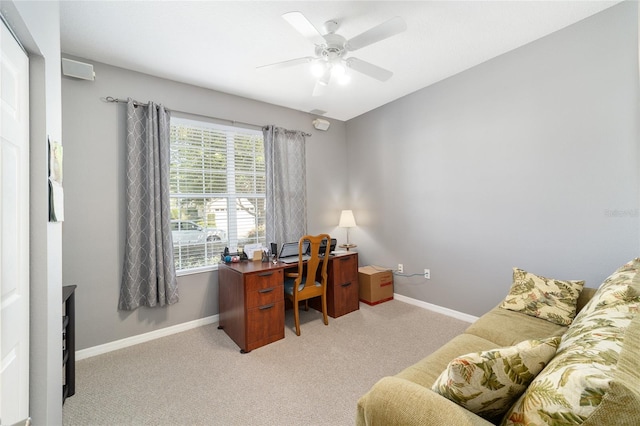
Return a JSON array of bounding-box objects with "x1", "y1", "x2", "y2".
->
[
  {"x1": 119, "y1": 99, "x2": 179, "y2": 310},
  {"x1": 263, "y1": 125, "x2": 308, "y2": 249}
]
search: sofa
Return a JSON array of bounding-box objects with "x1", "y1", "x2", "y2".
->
[{"x1": 357, "y1": 260, "x2": 640, "y2": 425}]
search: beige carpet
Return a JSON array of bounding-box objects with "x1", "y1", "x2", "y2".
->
[{"x1": 62, "y1": 300, "x2": 469, "y2": 425}]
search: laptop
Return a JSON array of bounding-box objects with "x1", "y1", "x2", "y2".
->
[{"x1": 278, "y1": 241, "x2": 311, "y2": 264}]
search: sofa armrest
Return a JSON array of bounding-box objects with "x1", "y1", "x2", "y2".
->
[{"x1": 356, "y1": 376, "x2": 493, "y2": 426}]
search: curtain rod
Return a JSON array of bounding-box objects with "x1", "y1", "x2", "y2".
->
[{"x1": 102, "y1": 96, "x2": 311, "y2": 136}]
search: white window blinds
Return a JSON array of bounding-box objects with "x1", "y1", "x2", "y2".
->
[{"x1": 169, "y1": 117, "x2": 265, "y2": 273}]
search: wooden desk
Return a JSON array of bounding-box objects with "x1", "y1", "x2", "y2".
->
[{"x1": 218, "y1": 252, "x2": 359, "y2": 353}]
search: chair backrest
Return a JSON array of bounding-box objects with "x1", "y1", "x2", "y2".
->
[{"x1": 293, "y1": 234, "x2": 331, "y2": 297}]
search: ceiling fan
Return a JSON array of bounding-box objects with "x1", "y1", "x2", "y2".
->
[{"x1": 258, "y1": 11, "x2": 407, "y2": 96}]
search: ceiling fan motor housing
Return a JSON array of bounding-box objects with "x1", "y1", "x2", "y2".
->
[{"x1": 317, "y1": 33, "x2": 347, "y2": 60}]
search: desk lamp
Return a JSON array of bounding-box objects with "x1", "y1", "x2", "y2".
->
[{"x1": 338, "y1": 210, "x2": 357, "y2": 251}]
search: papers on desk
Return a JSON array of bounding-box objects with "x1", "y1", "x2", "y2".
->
[{"x1": 244, "y1": 243, "x2": 265, "y2": 260}]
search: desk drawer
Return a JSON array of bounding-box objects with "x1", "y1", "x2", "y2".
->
[
  {"x1": 331, "y1": 254, "x2": 358, "y2": 287},
  {"x1": 328, "y1": 253, "x2": 359, "y2": 317},
  {"x1": 246, "y1": 300, "x2": 285, "y2": 351},
  {"x1": 310, "y1": 253, "x2": 359, "y2": 318},
  {"x1": 329, "y1": 278, "x2": 359, "y2": 317},
  {"x1": 246, "y1": 269, "x2": 283, "y2": 309}
]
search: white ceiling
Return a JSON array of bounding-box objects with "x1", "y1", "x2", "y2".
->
[{"x1": 59, "y1": 1, "x2": 621, "y2": 121}]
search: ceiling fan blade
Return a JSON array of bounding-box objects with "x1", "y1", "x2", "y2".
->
[
  {"x1": 345, "y1": 57, "x2": 393, "y2": 81},
  {"x1": 282, "y1": 11, "x2": 326, "y2": 46},
  {"x1": 256, "y1": 56, "x2": 314, "y2": 70},
  {"x1": 345, "y1": 16, "x2": 406, "y2": 51}
]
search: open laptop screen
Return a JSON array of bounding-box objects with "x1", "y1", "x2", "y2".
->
[{"x1": 278, "y1": 241, "x2": 309, "y2": 259}]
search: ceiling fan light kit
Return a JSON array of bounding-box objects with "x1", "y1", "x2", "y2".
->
[
  {"x1": 318, "y1": 69, "x2": 331, "y2": 86},
  {"x1": 310, "y1": 61, "x2": 326, "y2": 78},
  {"x1": 259, "y1": 11, "x2": 406, "y2": 96}
]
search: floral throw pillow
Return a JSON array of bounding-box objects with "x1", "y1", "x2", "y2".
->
[
  {"x1": 501, "y1": 258, "x2": 640, "y2": 426},
  {"x1": 499, "y1": 268, "x2": 585, "y2": 326},
  {"x1": 431, "y1": 337, "x2": 561, "y2": 420}
]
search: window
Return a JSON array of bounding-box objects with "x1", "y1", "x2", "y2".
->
[{"x1": 169, "y1": 117, "x2": 265, "y2": 273}]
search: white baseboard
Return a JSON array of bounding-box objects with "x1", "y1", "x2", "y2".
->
[
  {"x1": 393, "y1": 293, "x2": 478, "y2": 323},
  {"x1": 76, "y1": 314, "x2": 219, "y2": 360},
  {"x1": 76, "y1": 296, "x2": 475, "y2": 360}
]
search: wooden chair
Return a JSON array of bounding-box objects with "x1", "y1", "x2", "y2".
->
[{"x1": 284, "y1": 234, "x2": 331, "y2": 336}]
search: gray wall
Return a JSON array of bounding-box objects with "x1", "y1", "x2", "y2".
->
[
  {"x1": 346, "y1": 1, "x2": 640, "y2": 316},
  {"x1": 61, "y1": 61, "x2": 348, "y2": 350}
]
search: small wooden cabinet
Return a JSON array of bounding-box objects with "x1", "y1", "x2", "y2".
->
[{"x1": 218, "y1": 262, "x2": 285, "y2": 353}]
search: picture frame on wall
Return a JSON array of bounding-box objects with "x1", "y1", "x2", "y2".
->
[{"x1": 49, "y1": 138, "x2": 64, "y2": 222}]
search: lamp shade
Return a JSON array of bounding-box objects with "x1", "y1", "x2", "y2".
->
[{"x1": 338, "y1": 210, "x2": 357, "y2": 228}]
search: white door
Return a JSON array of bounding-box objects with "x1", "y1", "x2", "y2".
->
[{"x1": 0, "y1": 19, "x2": 30, "y2": 425}]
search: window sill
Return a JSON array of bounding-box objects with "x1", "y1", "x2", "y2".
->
[{"x1": 176, "y1": 263, "x2": 220, "y2": 277}]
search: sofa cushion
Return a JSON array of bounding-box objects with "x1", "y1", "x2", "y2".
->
[
  {"x1": 432, "y1": 336, "x2": 560, "y2": 420},
  {"x1": 465, "y1": 305, "x2": 568, "y2": 347},
  {"x1": 396, "y1": 333, "x2": 500, "y2": 389},
  {"x1": 501, "y1": 258, "x2": 640, "y2": 426},
  {"x1": 500, "y1": 267, "x2": 585, "y2": 326}
]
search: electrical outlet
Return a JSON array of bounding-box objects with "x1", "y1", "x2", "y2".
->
[
  {"x1": 424, "y1": 269, "x2": 431, "y2": 279},
  {"x1": 398, "y1": 264, "x2": 404, "y2": 274}
]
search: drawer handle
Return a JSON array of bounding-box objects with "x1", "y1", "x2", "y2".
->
[
  {"x1": 259, "y1": 303, "x2": 275, "y2": 310},
  {"x1": 339, "y1": 257, "x2": 349, "y2": 262},
  {"x1": 258, "y1": 287, "x2": 275, "y2": 294},
  {"x1": 341, "y1": 282, "x2": 352, "y2": 288},
  {"x1": 258, "y1": 272, "x2": 274, "y2": 277}
]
